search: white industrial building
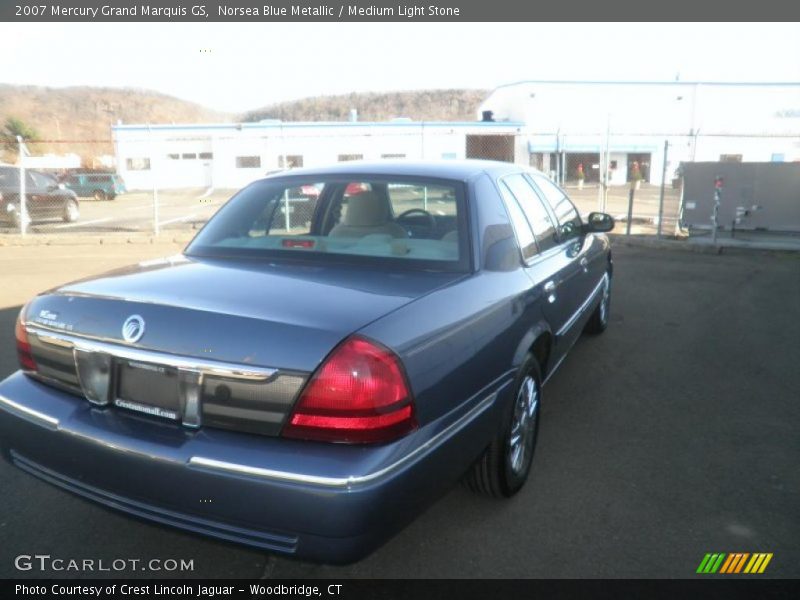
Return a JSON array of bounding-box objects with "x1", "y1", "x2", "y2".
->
[
  {"x1": 113, "y1": 120, "x2": 525, "y2": 190},
  {"x1": 112, "y1": 81, "x2": 800, "y2": 190},
  {"x1": 478, "y1": 81, "x2": 800, "y2": 185}
]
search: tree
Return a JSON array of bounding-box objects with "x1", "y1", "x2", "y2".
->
[{"x1": 1, "y1": 117, "x2": 40, "y2": 157}]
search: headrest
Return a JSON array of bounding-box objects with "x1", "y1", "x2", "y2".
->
[{"x1": 343, "y1": 191, "x2": 391, "y2": 227}]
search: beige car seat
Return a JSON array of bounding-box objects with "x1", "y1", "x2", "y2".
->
[{"x1": 329, "y1": 191, "x2": 407, "y2": 239}]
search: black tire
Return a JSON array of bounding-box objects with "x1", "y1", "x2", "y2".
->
[
  {"x1": 464, "y1": 354, "x2": 542, "y2": 498},
  {"x1": 93, "y1": 190, "x2": 107, "y2": 201},
  {"x1": 584, "y1": 271, "x2": 611, "y2": 334}
]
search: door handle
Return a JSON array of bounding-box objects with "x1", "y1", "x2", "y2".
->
[
  {"x1": 543, "y1": 281, "x2": 557, "y2": 304},
  {"x1": 580, "y1": 257, "x2": 589, "y2": 272}
]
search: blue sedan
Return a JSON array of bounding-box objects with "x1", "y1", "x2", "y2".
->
[{"x1": 2, "y1": 160, "x2": 614, "y2": 563}]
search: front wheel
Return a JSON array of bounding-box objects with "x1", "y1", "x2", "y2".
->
[
  {"x1": 584, "y1": 271, "x2": 611, "y2": 334},
  {"x1": 464, "y1": 355, "x2": 541, "y2": 498},
  {"x1": 63, "y1": 200, "x2": 79, "y2": 223},
  {"x1": 93, "y1": 190, "x2": 107, "y2": 201}
]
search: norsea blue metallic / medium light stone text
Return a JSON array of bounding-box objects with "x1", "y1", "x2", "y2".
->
[{"x1": 42, "y1": 5, "x2": 461, "y2": 18}]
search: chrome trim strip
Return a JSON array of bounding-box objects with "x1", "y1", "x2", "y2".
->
[
  {"x1": 0, "y1": 394, "x2": 60, "y2": 430},
  {"x1": 35, "y1": 333, "x2": 74, "y2": 348},
  {"x1": 27, "y1": 326, "x2": 277, "y2": 382},
  {"x1": 543, "y1": 354, "x2": 567, "y2": 386},
  {"x1": 555, "y1": 275, "x2": 605, "y2": 338},
  {"x1": 188, "y1": 391, "x2": 499, "y2": 489}
]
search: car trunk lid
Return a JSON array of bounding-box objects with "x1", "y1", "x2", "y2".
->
[{"x1": 23, "y1": 255, "x2": 462, "y2": 436}]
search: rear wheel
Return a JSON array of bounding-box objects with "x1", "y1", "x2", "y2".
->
[
  {"x1": 584, "y1": 271, "x2": 611, "y2": 334},
  {"x1": 63, "y1": 200, "x2": 79, "y2": 223},
  {"x1": 464, "y1": 354, "x2": 541, "y2": 497},
  {"x1": 93, "y1": 190, "x2": 107, "y2": 201}
]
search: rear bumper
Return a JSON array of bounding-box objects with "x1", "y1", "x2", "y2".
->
[{"x1": 0, "y1": 371, "x2": 502, "y2": 564}]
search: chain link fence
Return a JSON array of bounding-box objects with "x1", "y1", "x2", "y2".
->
[{"x1": 2, "y1": 128, "x2": 796, "y2": 241}]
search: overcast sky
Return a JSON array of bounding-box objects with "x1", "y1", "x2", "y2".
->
[{"x1": 1, "y1": 22, "x2": 798, "y2": 113}]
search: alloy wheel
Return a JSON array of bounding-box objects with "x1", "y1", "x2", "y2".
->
[{"x1": 508, "y1": 375, "x2": 539, "y2": 476}]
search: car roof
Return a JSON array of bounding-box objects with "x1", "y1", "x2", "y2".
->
[
  {"x1": 261, "y1": 159, "x2": 534, "y2": 182},
  {"x1": 0, "y1": 165, "x2": 47, "y2": 175}
]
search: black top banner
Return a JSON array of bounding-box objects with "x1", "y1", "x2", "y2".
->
[{"x1": 3, "y1": 0, "x2": 800, "y2": 21}]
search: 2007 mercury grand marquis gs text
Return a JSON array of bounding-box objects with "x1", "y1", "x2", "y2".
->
[{"x1": 0, "y1": 160, "x2": 614, "y2": 563}]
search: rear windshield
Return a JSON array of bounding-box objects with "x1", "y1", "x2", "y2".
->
[{"x1": 186, "y1": 176, "x2": 469, "y2": 271}]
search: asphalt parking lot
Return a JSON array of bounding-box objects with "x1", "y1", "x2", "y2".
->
[{"x1": 0, "y1": 243, "x2": 797, "y2": 578}]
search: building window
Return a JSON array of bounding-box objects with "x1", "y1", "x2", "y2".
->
[
  {"x1": 278, "y1": 155, "x2": 304, "y2": 169},
  {"x1": 381, "y1": 153, "x2": 406, "y2": 159},
  {"x1": 338, "y1": 154, "x2": 363, "y2": 162},
  {"x1": 182, "y1": 153, "x2": 197, "y2": 160},
  {"x1": 167, "y1": 153, "x2": 179, "y2": 160},
  {"x1": 126, "y1": 158, "x2": 150, "y2": 171},
  {"x1": 236, "y1": 156, "x2": 261, "y2": 168},
  {"x1": 441, "y1": 152, "x2": 457, "y2": 160},
  {"x1": 720, "y1": 154, "x2": 743, "y2": 163},
  {"x1": 199, "y1": 152, "x2": 213, "y2": 160}
]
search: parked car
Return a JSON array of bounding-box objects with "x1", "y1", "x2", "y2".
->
[
  {"x1": 64, "y1": 171, "x2": 126, "y2": 201},
  {"x1": 0, "y1": 166, "x2": 79, "y2": 227},
  {"x1": 1, "y1": 160, "x2": 613, "y2": 563}
]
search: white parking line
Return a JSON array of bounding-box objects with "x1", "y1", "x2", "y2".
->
[
  {"x1": 54, "y1": 217, "x2": 113, "y2": 229},
  {"x1": 158, "y1": 213, "x2": 198, "y2": 227}
]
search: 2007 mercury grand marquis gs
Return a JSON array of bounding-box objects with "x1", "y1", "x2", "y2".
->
[{"x1": 1, "y1": 160, "x2": 614, "y2": 563}]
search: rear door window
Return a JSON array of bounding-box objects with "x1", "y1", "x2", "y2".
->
[
  {"x1": 498, "y1": 182, "x2": 537, "y2": 260},
  {"x1": 503, "y1": 174, "x2": 558, "y2": 252}
]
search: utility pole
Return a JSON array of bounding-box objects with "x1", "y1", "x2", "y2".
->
[
  {"x1": 657, "y1": 140, "x2": 669, "y2": 238},
  {"x1": 149, "y1": 125, "x2": 159, "y2": 236},
  {"x1": 712, "y1": 176, "x2": 723, "y2": 245},
  {"x1": 17, "y1": 135, "x2": 29, "y2": 236},
  {"x1": 603, "y1": 115, "x2": 611, "y2": 213}
]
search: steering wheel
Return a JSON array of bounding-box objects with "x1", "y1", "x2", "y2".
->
[{"x1": 396, "y1": 208, "x2": 436, "y2": 234}]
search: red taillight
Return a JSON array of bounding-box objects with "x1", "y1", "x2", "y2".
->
[
  {"x1": 283, "y1": 336, "x2": 417, "y2": 443},
  {"x1": 15, "y1": 305, "x2": 37, "y2": 372}
]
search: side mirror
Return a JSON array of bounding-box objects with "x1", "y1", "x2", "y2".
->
[{"x1": 585, "y1": 212, "x2": 615, "y2": 233}]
